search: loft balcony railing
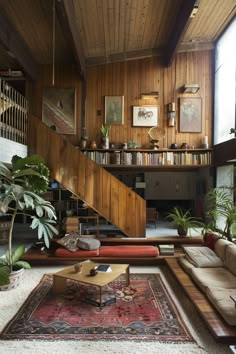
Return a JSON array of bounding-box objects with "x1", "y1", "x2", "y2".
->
[{"x1": 0, "y1": 78, "x2": 28, "y2": 145}]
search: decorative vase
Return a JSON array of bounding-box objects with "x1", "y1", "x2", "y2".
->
[
  {"x1": 80, "y1": 139, "x2": 87, "y2": 149},
  {"x1": 90, "y1": 141, "x2": 97, "y2": 149},
  {"x1": 74, "y1": 263, "x2": 83, "y2": 273},
  {"x1": 102, "y1": 136, "x2": 109, "y2": 149},
  {"x1": 181, "y1": 143, "x2": 189, "y2": 149},
  {"x1": 0, "y1": 268, "x2": 24, "y2": 291}
]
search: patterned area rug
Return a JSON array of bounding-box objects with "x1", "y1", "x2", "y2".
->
[{"x1": 0, "y1": 273, "x2": 194, "y2": 342}]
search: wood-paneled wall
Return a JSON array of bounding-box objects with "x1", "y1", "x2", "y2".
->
[
  {"x1": 86, "y1": 51, "x2": 213, "y2": 150},
  {"x1": 30, "y1": 50, "x2": 213, "y2": 151}
]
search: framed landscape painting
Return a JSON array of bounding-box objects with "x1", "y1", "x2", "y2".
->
[
  {"x1": 105, "y1": 96, "x2": 124, "y2": 125},
  {"x1": 42, "y1": 88, "x2": 76, "y2": 134},
  {"x1": 133, "y1": 106, "x2": 158, "y2": 127},
  {"x1": 179, "y1": 97, "x2": 202, "y2": 133}
]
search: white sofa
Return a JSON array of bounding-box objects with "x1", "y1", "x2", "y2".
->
[{"x1": 179, "y1": 237, "x2": 236, "y2": 326}]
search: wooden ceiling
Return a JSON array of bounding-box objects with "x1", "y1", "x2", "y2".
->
[{"x1": 0, "y1": 0, "x2": 235, "y2": 80}]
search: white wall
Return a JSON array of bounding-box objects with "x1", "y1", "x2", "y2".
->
[{"x1": 0, "y1": 137, "x2": 28, "y2": 165}]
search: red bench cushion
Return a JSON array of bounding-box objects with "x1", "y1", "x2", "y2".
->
[
  {"x1": 99, "y1": 245, "x2": 159, "y2": 257},
  {"x1": 55, "y1": 248, "x2": 99, "y2": 257}
]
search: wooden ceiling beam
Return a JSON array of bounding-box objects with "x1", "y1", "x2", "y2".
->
[
  {"x1": 164, "y1": 0, "x2": 196, "y2": 67},
  {"x1": 0, "y1": 13, "x2": 39, "y2": 80},
  {"x1": 56, "y1": 0, "x2": 86, "y2": 80}
]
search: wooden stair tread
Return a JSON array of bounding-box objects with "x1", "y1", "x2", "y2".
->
[
  {"x1": 98, "y1": 236, "x2": 203, "y2": 244},
  {"x1": 165, "y1": 258, "x2": 236, "y2": 343}
]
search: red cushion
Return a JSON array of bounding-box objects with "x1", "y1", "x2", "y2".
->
[
  {"x1": 99, "y1": 245, "x2": 159, "y2": 257},
  {"x1": 55, "y1": 248, "x2": 99, "y2": 257},
  {"x1": 203, "y1": 232, "x2": 219, "y2": 250}
]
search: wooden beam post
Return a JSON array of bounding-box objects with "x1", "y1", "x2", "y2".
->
[
  {"x1": 0, "y1": 14, "x2": 39, "y2": 80},
  {"x1": 164, "y1": 0, "x2": 196, "y2": 67},
  {"x1": 56, "y1": 0, "x2": 86, "y2": 80}
]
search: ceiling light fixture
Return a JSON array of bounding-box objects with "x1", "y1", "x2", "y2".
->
[
  {"x1": 141, "y1": 91, "x2": 159, "y2": 100},
  {"x1": 183, "y1": 84, "x2": 200, "y2": 94}
]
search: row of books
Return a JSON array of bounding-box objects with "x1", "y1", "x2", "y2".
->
[{"x1": 82, "y1": 150, "x2": 212, "y2": 166}]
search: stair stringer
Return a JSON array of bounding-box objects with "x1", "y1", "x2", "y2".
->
[{"x1": 28, "y1": 116, "x2": 146, "y2": 237}]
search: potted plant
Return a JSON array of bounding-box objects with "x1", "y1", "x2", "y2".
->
[
  {"x1": 166, "y1": 207, "x2": 202, "y2": 236},
  {"x1": 0, "y1": 154, "x2": 58, "y2": 290},
  {"x1": 203, "y1": 188, "x2": 236, "y2": 242},
  {"x1": 127, "y1": 140, "x2": 140, "y2": 149},
  {"x1": 100, "y1": 124, "x2": 111, "y2": 149}
]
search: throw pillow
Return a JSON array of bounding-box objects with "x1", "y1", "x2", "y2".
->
[
  {"x1": 183, "y1": 246, "x2": 223, "y2": 268},
  {"x1": 56, "y1": 232, "x2": 80, "y2": 252},
  {"x1": 203, "y1": 232, "x2": 219, "y2": 250},
  {"x1": 77, "y1": 237, "x2": 101, "y2": 250}
]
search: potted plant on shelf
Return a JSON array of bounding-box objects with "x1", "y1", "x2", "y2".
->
[
  {"x1": 127, "y1": 140, "x2": 140, "y2": 149},
  {"x1": 0, "y1": 154, "x2": 58, "y2": 290},
  {"x1": 166, "y1": 207, "x2": 203, "y2": 236},
  {"x1": 100, "y1": 124, "x2": 111, "y2": 149}
]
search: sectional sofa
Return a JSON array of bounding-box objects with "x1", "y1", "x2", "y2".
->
[{"x1": 179, "y1": 234, "x2": 236, "y2": 326}]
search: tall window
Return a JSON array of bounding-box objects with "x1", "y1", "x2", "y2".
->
[{"x1": 214, "y1": 18, "x2": 236, "y2": 144}]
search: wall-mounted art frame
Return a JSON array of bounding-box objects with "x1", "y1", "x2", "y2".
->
[
  {"x1": 179, "y1": 97, "x2": 202, "y2": 133},
  {"x1": 42, "y1": 88, "x2": 76, "y2": 134},
  {"x1": 133, "y1": 106, "x2": 158, "y2": 127},
  {"x1": 105, "y1": 96, "x2": 124, "y2": 125}
]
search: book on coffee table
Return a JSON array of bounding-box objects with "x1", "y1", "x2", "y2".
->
[{"x1": 96, "y1": 264, "x2": 112, "y2": 272}]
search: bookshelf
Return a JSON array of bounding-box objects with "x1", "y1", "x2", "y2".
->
[{"x1": 80, "y1": 148, "x2": 212, "y2": 167}]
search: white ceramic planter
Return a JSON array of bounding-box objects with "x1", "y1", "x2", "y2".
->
[{"x1": 0, "y1": 268, "x2": 24, "y2": 291}]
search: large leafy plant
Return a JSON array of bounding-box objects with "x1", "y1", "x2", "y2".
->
[
  {"x1": 204, "y1": 188, "x2": 236, "y2": 242},
  {"x1": 0, "y1": 155, "x2": 58, "y2": 286}
]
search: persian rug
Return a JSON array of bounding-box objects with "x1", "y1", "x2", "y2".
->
[{"x1": 0, "y1": 273, "x2": 194, "y2": 342}]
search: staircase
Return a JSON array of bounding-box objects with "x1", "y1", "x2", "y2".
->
[{"x1": 28, "y1": 116, "x2": 146, "y2": 237}]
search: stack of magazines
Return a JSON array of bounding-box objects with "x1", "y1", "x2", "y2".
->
[{"x1": 159, "y1": 244, "x2": 174, "y2": 255}]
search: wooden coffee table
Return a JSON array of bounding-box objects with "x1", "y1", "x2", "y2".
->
[{"x1": 53, "y1": 261, "x2": 130, "y2": 309}]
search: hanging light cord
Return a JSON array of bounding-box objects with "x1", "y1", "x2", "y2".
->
[{"x1": 52, "y1": 0, "x2": 55, "y2": 86}]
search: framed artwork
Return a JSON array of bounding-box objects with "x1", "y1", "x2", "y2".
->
[
  {"x1": 133, "y1": 106, "x2": 158, "y2": 127},
  {"x1": 105, "y1": 96, "x2": 124, "y2": 125},
  {"x1": 42, "y1": 88, "x2": 76, "y2": 134},
  {"x1": 179, "y1": 97, "x2": 202, "y2": 132}
]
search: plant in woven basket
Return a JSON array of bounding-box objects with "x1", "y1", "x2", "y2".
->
[{"x1": 0, "y1": 154, "x2": 58, "y2": 287}]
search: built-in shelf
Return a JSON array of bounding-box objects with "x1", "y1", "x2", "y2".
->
[{"x1": 80, "y1": 148, "x2": 212, "y2": 167}]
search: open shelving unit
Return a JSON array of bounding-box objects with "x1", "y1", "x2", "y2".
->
[{"x1": 80, "y1": 148, "x2": 212, "y2": 168}]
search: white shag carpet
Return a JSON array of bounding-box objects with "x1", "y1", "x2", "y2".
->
[{"x1": 0, "y1": 265, "x2": 231, "y2": 354}]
